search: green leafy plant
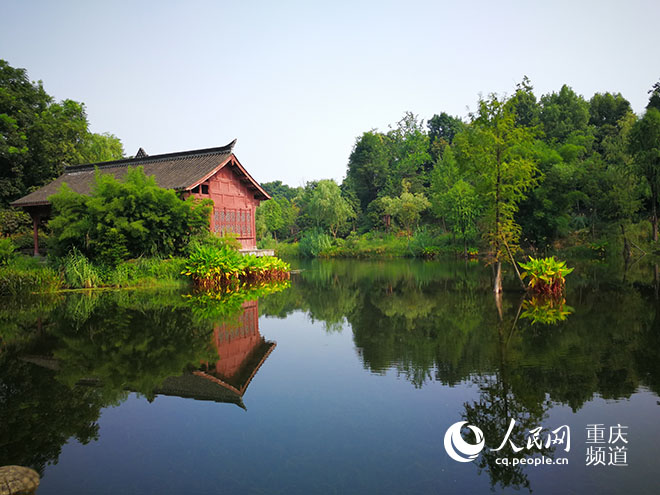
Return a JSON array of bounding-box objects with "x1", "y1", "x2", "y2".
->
[
  {"x1": 58, "y1": 249, "x2": 102, "y2": 289},
  {"x1": 182, "y1": 244, "x2": 290, "y2": 290},
  {"x1": 519, "y1": 256, "x2": 574, "y2": 296},
  {"x1": 0, "y1": 238, "x2": 16, "y2": 265}
]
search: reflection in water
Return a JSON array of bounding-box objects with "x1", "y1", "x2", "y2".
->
[
  {"x1": 258, "y1": 259, "x2": 660, "y2": 490},
  {"x1": 0, "y1": 290, "x2": 275, "y2": 473},
  {"x1": 1, "y1": 259, "x2": 660, "y2": 492}
]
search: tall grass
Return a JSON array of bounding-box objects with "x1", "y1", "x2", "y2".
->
[
  {"x1": 60, "y1": 249, "x2": 102, "y2": 288},
  {"x1": 0, "y1": 256, "x2": 62, "y2": 295}
]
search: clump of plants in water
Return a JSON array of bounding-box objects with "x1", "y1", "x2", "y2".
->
[
  {"x1": 183, "y1": 244, "x2": 290, "y2": 290},
  {"x1": 519, "y1": 256, "x2": 574, "y2": 296}
]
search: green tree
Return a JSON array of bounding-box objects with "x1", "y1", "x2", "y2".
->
[
  {"x1": 343, "y1": 131, "x2": 391, "y2": 212},
  {"x1": 0, "y1": 60, "x2": 124, "y2": 207},
  {"x1": 539, "y1": 85, "x2": 590, "y2": 143},
  {"x1": 429, "y1": 146, "x2": 461, "y2": 231},
  {"x1": 78, "y1": 132, "x2": 124, "y2": 163},
  {"x1": 445, "y1": 180, "x2": 480, "y2": 257},
  {"x1": 48, "y1": 167, "x2": 211, "y2": 264},
  {"x1": 381, "y1": 179, "x2": 431, "y2": 236},
  {"x1": 455, "y1": 94, "x2": 539, "y2": 292},
  {"x1": 386, "y1": 112, "x2": 431, "y2": 192},
  {"x1": 307, "y1": 179, "x2": 355, "y2": 238},
  {"x1": 256, "y1": 199, "x2": 284, "y2": 241},
  {"x1": 647, "y1": 80, "x2": 660, "y2": 111},
  {"x1": 629, "y1": 107, "x2": 660, "y2": 241}
]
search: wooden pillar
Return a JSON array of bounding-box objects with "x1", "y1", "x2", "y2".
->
[{"x1": 32, "y1": 213, "x2": 40, "y2": 257}]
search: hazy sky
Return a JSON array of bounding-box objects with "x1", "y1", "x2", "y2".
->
[{"x1": 2, "y1": 0, "x2": 659, "y2": 187}]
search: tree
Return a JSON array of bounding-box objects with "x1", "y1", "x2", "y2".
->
[
  {"x1": 343, "y1": 131, "x2": 390, "y2": 212},
  {"x1": 539, "y1": 85, "x2": 590, "y2": 143},
  {"x1": 48, "y1": 167, "x2": 211, "y2": 264},
  {"x1": 455, "y1": 94, "x2": 539, "y2": 292},
  {"x1": 429, "y1": 147, "x2": 460, "y2": 231},
  {"x1": 0, "y1": 60, "x2": 124, "y2": 207},
  {"x1": 256, "y1": 199, "x2": 284, "y2": 241},
  {"x1": 381, "y1": 179, "x2": 431, "y2": 236},
  {"x1": 79, "y1": 132, "x2": 124, "y2": 163},
  {"x1": 386, "y1": 112, "x2": 431, "y2": 192},
  {"x1": 306, "y1": 179, "x2": 355, "y2": 238},
  {"x1": 260, "y1": 180, "x2": 301, "y2": 201},
  {"x1": 508, "y1": 76, "x2": 540, "y2": 128},
  {"x1": 445, "y1": 180, "x2": 480, "y2": 257},
  {"x1": 427, "y1": 112, "x2": 464, "y2": 160},
  {"x1": 647, "y1": 80, "x2": 660, "y2": 111},
  {"x1": 629, "y1": 107, "x2": 660, "y2": 241}
]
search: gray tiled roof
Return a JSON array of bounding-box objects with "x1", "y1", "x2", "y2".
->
[{"x1": 11, "y1": 140, "x2": 269, "y2": 207}]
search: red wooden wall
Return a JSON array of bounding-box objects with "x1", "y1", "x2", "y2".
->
[{"x1": 185, "y1": 161, "x2": 261, "y2": 249}]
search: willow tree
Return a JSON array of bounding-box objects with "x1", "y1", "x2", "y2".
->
[{"x1": 455, "y1": 94, "x2": 539, "y2": 293}]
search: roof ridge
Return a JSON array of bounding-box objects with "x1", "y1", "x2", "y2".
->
[{"x1": 65, "y1": 139, "x2": 237, "y2": 173}]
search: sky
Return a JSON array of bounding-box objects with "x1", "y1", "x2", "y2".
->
[{"x1": 2, "y1": 0, "x2": 659, "y2": 187}]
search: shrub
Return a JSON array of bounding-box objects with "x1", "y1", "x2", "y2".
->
[
  {"x1": 299, "y1": 229, "x2": 332, "y2": 258},
  {"x1": 0, "y1": 238, "x2": 16, "y2": 265},
  {"x1": 186, "y1": 232, "x2": 242, "y2": 255},
  {"x1": 48, "y1": 167, "x2": 212, "y2": 264}
]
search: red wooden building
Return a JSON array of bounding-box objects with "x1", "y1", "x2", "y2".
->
[{"x1": 11, "y1": 140, "x2": 270, "y2": 253}]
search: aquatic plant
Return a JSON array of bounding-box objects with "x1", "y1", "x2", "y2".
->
[
  {"x1": 182, "y1": 244, "x2": 290, "y2": 290},
  {"x1": 519, "y1": 256, "x2": 574, "y2": 296}
]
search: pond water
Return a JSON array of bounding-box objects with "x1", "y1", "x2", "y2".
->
[{"x1": 1, "y1": 258, "x2": 660, "y2": 494}]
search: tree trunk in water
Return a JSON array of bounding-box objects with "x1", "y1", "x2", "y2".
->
[{"x1": 493, "y1": 261, "x2": 502, "y2": 294}]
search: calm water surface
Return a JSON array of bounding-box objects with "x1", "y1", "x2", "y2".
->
[{"x1": 1, "y1": 259, "x2": 660, "y2": 494}]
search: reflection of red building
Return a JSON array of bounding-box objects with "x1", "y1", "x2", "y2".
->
[
  {"x1": 156, "y1": 300, "x2": 275, "y2": 409},
  {"x1": 195, "y1": 300, "x2": 276, "y2": 401}
]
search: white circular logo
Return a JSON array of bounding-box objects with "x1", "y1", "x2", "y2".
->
[{"x1": 444, "y1": 421, "x2": 485, "y2": 462}]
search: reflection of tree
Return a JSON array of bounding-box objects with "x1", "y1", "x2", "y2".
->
[
  {"x1": 463, "y1": 301, "x2": 549, "y2": 492},
  {"x1": 0, "y1": 351, "x2": 104, "y2": 474},
  {"x1": 0, "y1": 286, "x2": 276, "y2": 472},
  {"x1": 262, "y1": 259, "x2": 659, "y2": 407},
  {"x1": 48, "y1": 291, "x2": 217, "y2": 402}
]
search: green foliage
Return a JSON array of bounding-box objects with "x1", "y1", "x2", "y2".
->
[
  {"x1": 48, "y1": 167, "x2": 212, "y2": 264},
  {"x1": 306, "y1": 179, "x2": 355, "y2": 238},
  {"x1": 183, "y1": 244, "x2": 290, "y2": 290},
  {"x1": 0, "y1": 262, "x2": 62, "y2": 295},
  {"x1": 0, "y1": 208, "x2": 31, "y2": 236},
  {"x1": 0, "y1": 60, "x2": 124, "y2": 207},
  {"x1": 519, "y1": 256, "x2": 574, "y2": 296},
  {"x1": 629, "y1": 107, "x2": 660, "y2": 240},
  {"x1": 455, "y1": 93, "x2": 539, "y2": 263},
  {"x1": 299, "y1": 228, "x2": 333, "y2": 258},
  {"x1": 186, "y1": 231, "x2": 242, "y2": 254},
  {"x1": 0, "y1": 237, "x2": 16, "y2": 265},
  {"x1": 381, "y1": 179, "x2": 430, "y2": 236},
  {"x1": 57, "y1": 249, "x2": 102, "y2": 289}
]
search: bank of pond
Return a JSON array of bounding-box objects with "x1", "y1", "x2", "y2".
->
[{"x1": 0, "y1": 243, "x2": 290, "y2": 296}]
